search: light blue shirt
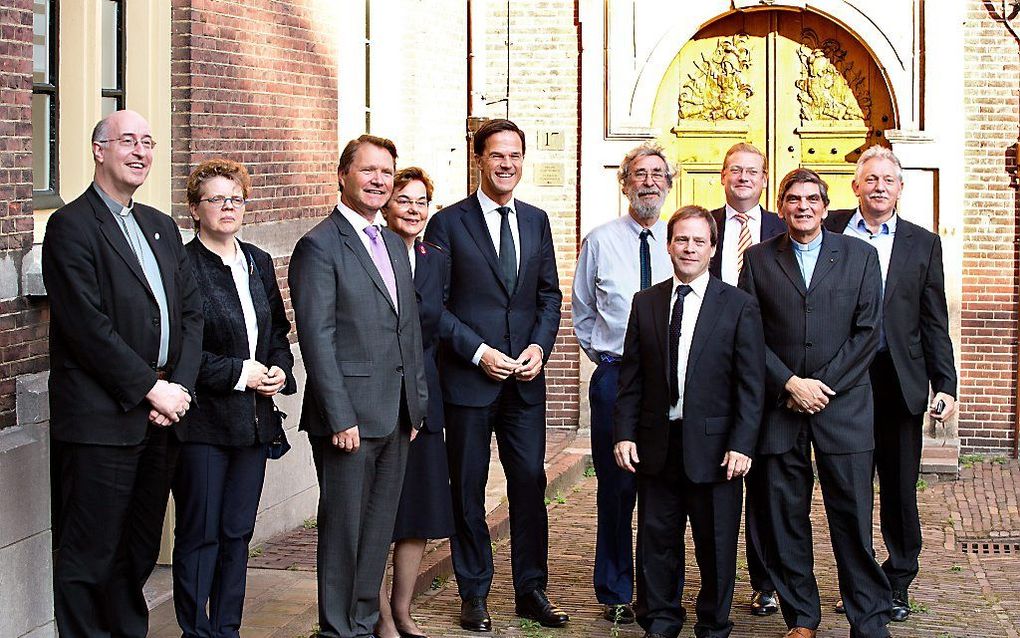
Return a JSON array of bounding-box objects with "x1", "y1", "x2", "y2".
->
[
  {"x1": 792, "y1": 231, "x2": 824, "y2": 287},
  {"x1": 94, "y1": 183, "x2": 170, "y2": 367},
  {"x1": 844, "y1": 208, "x2": 896, "y2": 350},
  {"x1": 572, "y1": 215, "x2": 672, "y2": 361}
]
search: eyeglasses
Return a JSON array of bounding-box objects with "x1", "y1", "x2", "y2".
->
[
  {"x1": 96, "y1": 134, "x2": 157, "y2": 150},
  {"x1": 394, "y1": 196, "x2": 429, "y2": 209},
  {"x1": 726, "y1": 166, "x2": 763, "y2": 177},
  {"x1": 199, "y1": 196, "x2": 246, "y2": 208},
  {"x1": 631, "y1": 169, "x2": 668, "y2": 182}
]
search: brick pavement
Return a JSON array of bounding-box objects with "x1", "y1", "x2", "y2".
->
[{"x1": 148, "y1": 444, "x2": 1020, "y2": 638}]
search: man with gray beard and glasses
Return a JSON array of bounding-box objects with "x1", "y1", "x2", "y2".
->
[{"x1": 572, "y1": 143, "x2": 675, "y2": 624}]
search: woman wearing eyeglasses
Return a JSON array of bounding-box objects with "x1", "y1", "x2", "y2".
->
[
  {"x1": 173, "y1": 158, "x2": 296, "y2": 638},
  {"x1": 375, "y1": 167, "x2": 455, "y2": 638}
]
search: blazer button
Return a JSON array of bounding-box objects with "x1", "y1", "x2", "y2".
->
[
  {"x1": 805, "y1": 341, "x2": 813, "y2": 348},
  {"x1": 503, "y1": 334, "x2": 510, "y2": 341},
  {"x1": 395, "y1": 365, "x2": 404, "y2": 374},
  {"x1": 152, "y1": 318, "x2": 159, "y2": 325}
]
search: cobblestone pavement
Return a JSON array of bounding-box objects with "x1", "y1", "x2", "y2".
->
[{"x1": 148, "y1": 449, "x2": 1020, "y2": 638}]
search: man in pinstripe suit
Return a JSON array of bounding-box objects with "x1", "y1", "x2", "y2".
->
[{"x1": 739, "y1": 168, "x2": 891, "y2": 638}]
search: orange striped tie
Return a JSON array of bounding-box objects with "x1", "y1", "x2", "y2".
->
[{"x1": 734, "y1": 211, "x2": 752, "y2": 274}]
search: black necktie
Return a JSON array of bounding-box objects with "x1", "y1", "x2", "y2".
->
[
  {"x1": 497, "y1": 206, "x2": 517, "y2": 293},
  {"x1": 639, "y1": 229, "x2": 652, "y2": 290},
  {"x1": 669, "y1": 284, "x2": 694, "y2": 406}
]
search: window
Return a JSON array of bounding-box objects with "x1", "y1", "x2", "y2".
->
[
  {"x1": 101, "y1": 0, "x2": 125, "y2": 116},
  {"x1": 32, "y1": 0, "x2": 59, "y2": 207}
]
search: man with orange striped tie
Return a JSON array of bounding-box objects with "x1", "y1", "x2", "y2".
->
[{"x1": 708, "y1": 142, "x2": 786, "y2": 618}]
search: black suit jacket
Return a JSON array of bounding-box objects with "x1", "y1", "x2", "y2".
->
[
  {"x1": 289, "y1": 208, "x2": 428, "y2": 438},
  {"x1": 825, "y1": 210, "x2": 957, "y2": 414},
  {"x1": 179, "y1": 238, "x2": 297, "y2": 446},
  {"x1": 614, "y1": 276, "x2": 766, "y2": 481},
  {"x1": 42, "y1": 185, "x2": 203, "y2": 445},
  {"x1": 739, "y1": 230, "x2": 883, "y2": 455},
  {"x1": 708, "y1": 206, "x2": 786, "y2": 279},
  {"x1": 424, "y1": 194, "x2": 562, "y2": 407},
  {"x1": 414, "y1": 240, "x2": 450, "y2": 433}
]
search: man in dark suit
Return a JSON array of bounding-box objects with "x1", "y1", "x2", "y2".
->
[
  {"x1": 614, "y1": 205, "x2": 765, "y2": 638},
  {"x1": 42, "y1": 110, "x2": 203, "y2": 638},
  {"x1": 289, "y1": 135, "x2": 428, "y2": 638},
  {"x1": 825, "y1": 146, "x2": 957, "y2": 622},
  {"x1": 424, "y1": 119, "x2": 566, "y2": 631},
  {"x1": 708, "y1": 142, "x2": 785, "y2": 617},
  {"x1": 739, "y1": 168, "x2": 891, "y2": 638}
]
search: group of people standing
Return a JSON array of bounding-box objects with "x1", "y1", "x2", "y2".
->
[
  {"x1": 576, "y1": 141, "x2": 956, "y2": 638},
  {"x1": 42, "y1": 107, "x2": 955, "y2": 638}
]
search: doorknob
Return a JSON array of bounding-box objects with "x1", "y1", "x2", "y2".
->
[{"x1": 787, "y1": 146, "x2": 795, "y2": 153}]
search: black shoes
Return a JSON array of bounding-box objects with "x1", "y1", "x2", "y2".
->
[
  {"x1": 515, "y1": 589, "x2": 570, "y2": 627},
  {"x1": 641, "y1": 633, "x2": 670, "y2": 638},
  {"x1": 602, "y1": 603, "x2": 636, "y2": 624},
  {"x1": 459, "y1": 597, "x2": 492, "y2": 632},
  {"x1": 891, "y1": 590, "x2": 910, "y2": 622},
  {"x1": 750, "y1": 590, "x2": 779, "y2": 616},
  {"x1": 835, "y1": 592, "x2": 910, "y2": 622}
]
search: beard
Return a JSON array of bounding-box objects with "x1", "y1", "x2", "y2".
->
[{"x1": 628, "y1": 188, "x2": 665, "y2": 221}]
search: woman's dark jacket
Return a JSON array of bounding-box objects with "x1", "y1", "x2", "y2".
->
[
  {"x1": 415, "y1": 239, "x2": 450, "y2": 432},
  {"x1": 178, "y1": 237, "x2": 297, "y2": 446}
]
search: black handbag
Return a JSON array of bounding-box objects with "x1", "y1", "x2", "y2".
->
[{"x1": 266, "y1": 404, "x2": 290, "y2": 460}]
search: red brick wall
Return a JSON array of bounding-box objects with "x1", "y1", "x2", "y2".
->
[
  {"x1": 0, "y1": 1, "x2": 49, "y2": 429},
  {"x1": 170, "y1": 0, "x2": 339, "y2": 227},
  {"x1": 959, "y1": 2, "x2": 1020, "y2": 453}
]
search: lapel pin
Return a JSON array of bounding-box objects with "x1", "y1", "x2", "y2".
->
[{"x1": 154, "y1": 232, "x2": 161, "y2": 240}]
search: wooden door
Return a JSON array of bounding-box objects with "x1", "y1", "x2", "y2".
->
[{"x1": 652, "y1": 9, "x2": 895, "y2": 213}]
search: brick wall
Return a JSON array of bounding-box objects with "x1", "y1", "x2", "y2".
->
[
  {"x1": 479, "y1": 0, "x2": 581, "y2": 427},
  {"x1": 170, "y1": 0, "x2": 339, "y2": 228},
  {"x1": 0, "y1": 1, "x2": 49, "y2": 430},
  {"x1": 959, "y1": 2, "x2": 1020, "y2": 453}
]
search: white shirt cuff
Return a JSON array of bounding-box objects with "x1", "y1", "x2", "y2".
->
[
  {"x1": 234, "y1": 359, "x2": 257, "y2": 392},
  {"x1": 471, "y1": 344, "x2": 489, "y2": 366}
]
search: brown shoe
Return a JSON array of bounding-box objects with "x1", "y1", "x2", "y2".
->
[{"x1": 785, "y1": 629, "x2": 816, "y2": 638}]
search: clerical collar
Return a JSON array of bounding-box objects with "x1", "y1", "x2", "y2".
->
[
  {"x1": 791, "y1": 231, "x2": 824, "y2": 252},
  {"x1": 93, "y1": 182, "x2": 133, "y2": 217}
]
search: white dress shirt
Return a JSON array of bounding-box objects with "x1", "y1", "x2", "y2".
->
[
  {"x1": 720, "y1": 203, "x2": 763, "y2": 286},
  {"x1": 337, "y1": 201, "x2": 385, "y2": 254},
  {"x1": 668, "y1": 270, "x2": 710, "y2": 420},
  {"x1": 476, "y1": 189, "x2": 521, "y2": 272}
]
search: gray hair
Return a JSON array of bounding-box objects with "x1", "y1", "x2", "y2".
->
[
  {"x1": 618, "y1": 143, "x2": 676, "y2": 189},
  {"x1": 855, "y1": 145, "x2": 903, "y2": 181},
  {"x1": 91, "y1": 116, "x2": 112, "y2": 144}
]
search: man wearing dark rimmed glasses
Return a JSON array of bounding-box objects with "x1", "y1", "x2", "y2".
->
[
  {"x1": 43, "y1": 109, "x2": 203, "y2": 637},
  {"x1": 572, "y1": 142, "x2": 675, "y2": 625}
]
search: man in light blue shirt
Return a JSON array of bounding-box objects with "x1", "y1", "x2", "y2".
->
[{"x1": 572, "y1": 143, "x2": 674, "y2": 624}]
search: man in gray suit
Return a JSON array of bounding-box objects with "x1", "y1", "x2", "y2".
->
[
  {"x1": 739, "y1": 168, "x2": 891, "y2": 638},
  {"x1": 289, "y1": 134, "x2": 428, "y2": 638}
]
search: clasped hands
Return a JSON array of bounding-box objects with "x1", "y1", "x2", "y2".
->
[
  {"x1": 146, "y1": 379, "x2": 192, "y2": 427},
  {"x1": 244, "y1": 362, "x2": 287, "y2": 397},
  {"x1": 613, "y1": 441, "x2": 751, "y2": 480},
  {"x1": 784, "y1": 375, "x2": 834, "y2": 414},
  {"x1": 480, "y1": 344, "x2": 543, "y2": 382}
]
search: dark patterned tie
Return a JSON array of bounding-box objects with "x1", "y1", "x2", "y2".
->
[
  {"x1": 639, "y1": 229, "x2": 652, "y2": 290},
  {"x1": 669, "y1": 284, "x2": 694, "y2": 406},
  {"x1": 497, "y1": 206, "x2": 517, "y2": 293}
]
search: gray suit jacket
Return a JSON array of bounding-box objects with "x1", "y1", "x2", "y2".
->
[
  {"x1": 289, "y1": 208, "x2": 428, "y2": 438},
  {"x1": 739, "y1": 230, "x2": 882, "y2": 455}
]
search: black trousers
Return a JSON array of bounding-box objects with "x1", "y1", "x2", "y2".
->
[
  {"x1": 870, "y1": 351, "x2": 925, "y2": 592},
  {"x1": 53, "y1": 425, "x2": 179, "y2": 638},
  {"x1": 445, "y1": 381, "x2": 548, "y2": 600},
  {"x1": 635, "y1": 424, "x2": 742, "y2": 638},
  {"x1": 762, "y1": 424, "x2": 891, "y2": 638},
  {"x1": 743, "y1": 461, "x2": 775, "y2": 593},
  {"x1": 172, "y1": 442, "x2": 268, "y2": 638},
  {"x1": 311, "y1": 423, "x2": 409, "y2": 638}
]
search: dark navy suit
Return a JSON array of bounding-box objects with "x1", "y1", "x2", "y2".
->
[{"x1": 424, "y1": 193, "x2": 561, "y2": 600}]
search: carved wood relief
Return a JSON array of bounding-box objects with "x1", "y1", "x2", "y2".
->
[
  {"x1": 795, "y1": 28, "x2": 872, "y2": 123},
  {"x1": 677, "y1": 34, "x2": 754, "y2": 122}
]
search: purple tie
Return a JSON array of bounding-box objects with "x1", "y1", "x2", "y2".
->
[{"x1": 363, "y1": 225, "x2": 398, "y2": 310}]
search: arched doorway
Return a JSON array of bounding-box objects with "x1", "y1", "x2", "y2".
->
[{"x1": 652, "y1": 9, "x2": 896, "y2": 212}]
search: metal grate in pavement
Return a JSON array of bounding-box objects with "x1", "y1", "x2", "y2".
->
[{"x1": 959, "y1": 539, "x2": 1020, "y2": 555}]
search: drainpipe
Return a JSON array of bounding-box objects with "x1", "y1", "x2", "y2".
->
[{"x1": 1000, "y1": 1, "x2": 1020, "y2": 457}]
